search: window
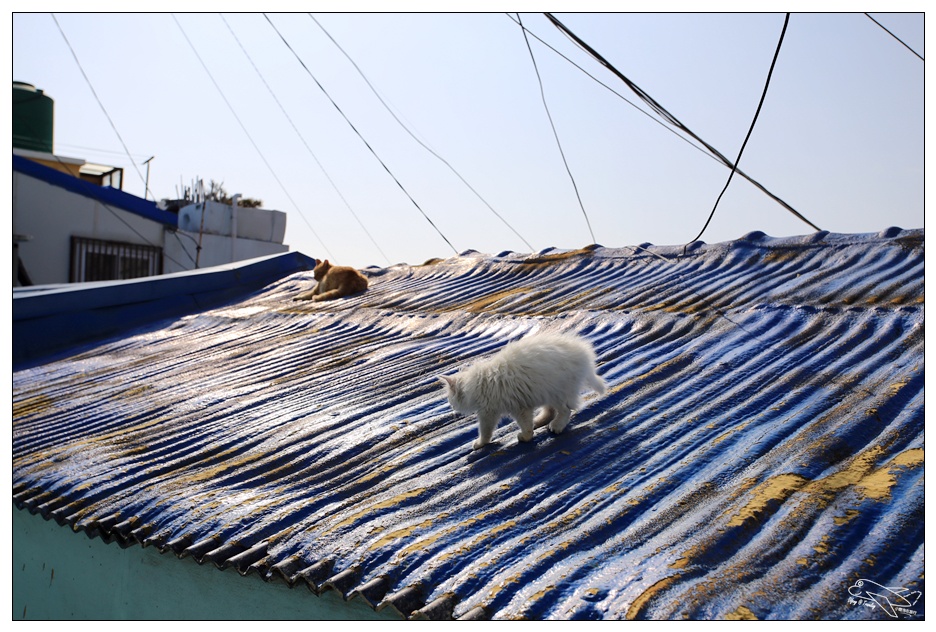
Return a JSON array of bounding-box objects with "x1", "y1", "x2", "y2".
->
[{"x1": 70, "y1": 236, "x2": 163, "y2": 283}]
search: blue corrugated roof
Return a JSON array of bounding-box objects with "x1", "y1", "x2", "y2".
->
[
  {"x1": 12, "y1": 228, "x2": 924, "y2": 620},
  {"x1": 13, "y1": 251, "x2": 316, "y2": 368}
]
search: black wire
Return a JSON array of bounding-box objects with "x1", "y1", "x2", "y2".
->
[
  {"x1": 166, "y1": 229, "x2": 199, "y2": 266},
  {"x1": 517, "y1": 13, "x2": 597, "y2": 245},
  {"x1": 542, "y1": 12, "x2": 822, "y2": 235},
  {"x1": 688, "y1": 13, "x2": 791, "y2": 245},
  {"x1": 219, "y1": 14, "x2": 391, "y2": 267},
  {"x1": 865, "y1": 13, "x2": 924, "y2": 61},
  {"x1": 263, "y1": 14, "x2": 459, "y2": 256},
  {"x1": 171, "y1": 14, "x2": 337, "y2": 263},
  {"x1": 310, "y1": 13, "x2": 536, "y2": 254},
  {"x1": 506, "y1": 14, "x2": 719, "y2": 161},
  {"x1": 13, "y1": 119, "x2": 191, "y2": 271},
  {"x1": 511, "y1": 13, "x2": 811, "y2": 238},
  {"x1": 50, "y1": 14, "x2": 155, "y2": 201}
]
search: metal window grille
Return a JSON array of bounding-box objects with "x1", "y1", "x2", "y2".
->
[{"x1": 69, "y1": 236, "x2": 163, "y2": 283}]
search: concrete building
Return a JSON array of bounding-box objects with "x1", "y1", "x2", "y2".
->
[{"x1": 12, "y1": 81, "x2": 289, "y2": 286}]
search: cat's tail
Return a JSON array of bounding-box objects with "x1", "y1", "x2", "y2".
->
[
  {"x1": 312, "y1": 289, "x2": 345, "y2": 302},
  {"x1": 589, "y1": 371, "x2": 607, "y2": 395}
]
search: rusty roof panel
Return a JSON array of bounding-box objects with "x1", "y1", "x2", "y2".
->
[{"x1": 12, "y1": 228, "x2": 924, "y2": 620}]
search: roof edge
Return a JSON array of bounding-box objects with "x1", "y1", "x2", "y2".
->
[
  {"x1": 13, "y1": 251, "x2": 316, "y2": 369},
  {"x1": 13, "y1": 153, "x2": 177, "y2": 227}
]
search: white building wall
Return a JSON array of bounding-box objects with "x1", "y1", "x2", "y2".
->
[
  {"x1": 177, "y1": 201, "x2": 287, "y2": 243},
  {"x1": 164, "y1": 201, "x2": 288, "y2": 274},
  {"x1": 13, "y1": 170, "x2": 165, "y2": 285},
  {"x1": 164, "y1": 230, "x2": 289, "y2": 274}
]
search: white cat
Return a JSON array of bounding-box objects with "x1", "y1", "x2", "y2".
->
[{"x1": 438, "y1": 331, "x2": 606, "y2": 449}]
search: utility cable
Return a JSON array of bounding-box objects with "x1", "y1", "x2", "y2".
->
[
  {"x1": 517, "y1": 13, "x2": 597, "y2": 245},
  {"x1": 508, "y1": 13, "x2": 812, "y2": 236},
  {"x1": 50, "y1": 14, "x2": 155, "y2": 201},
  {"x1": 263, "y1": 13, "x2": 459, "y2": 256},
  {"x1": 14, "y1": 114, "x2": 190, "y2": 271},
  {"x1": 219, "y1": 14, "x2": 391, "y2": 266},
  {"x1": 310, "y1": 13, "x2": 535, "y2": 253},
  {"x1": 865, "y1": 13, "x2": 924, "y2": 61},
  {"x1": 14, "y1": 49, "x2": 189, "y2": 272},
  {"x1": 688, "y1": 13, "x2": 791, "y2": 245},
  {"x1": 171, "y1": 14, "x2": 336, "y2": 263},
  {"x1": 542, "y1": 12, "x2": 822, "y2": 234},
  {"x1": 507, "y1": 13, "x2": 721, "y2": 163},
  {"x1": 521, "y1": 14, "x2": 773, "y2": 342}
]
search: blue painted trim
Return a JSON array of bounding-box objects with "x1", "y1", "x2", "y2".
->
[
  {"x1": 13, "y1": 153, "x2": 178, "y2": 227},
  {"x1": 13, "y1": 251, "x2": 316, "y2": 368}
]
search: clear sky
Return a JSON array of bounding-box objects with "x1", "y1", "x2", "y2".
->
[{"x1": 10, "y1": 7, "x2": 925, "y2": 269}]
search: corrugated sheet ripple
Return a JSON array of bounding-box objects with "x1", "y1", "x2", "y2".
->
[{"x1": 13, "y1": 228, "x2": 924, "y2": 620}]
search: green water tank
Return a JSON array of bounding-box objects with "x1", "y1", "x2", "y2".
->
[{"x1": 13, "y1": 81, "x2": 54, "y2": 153}]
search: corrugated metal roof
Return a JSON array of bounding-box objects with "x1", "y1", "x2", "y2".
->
[
  {"x1": 12, "y1": 228, "x2": 924, "y2": 620},
  {"x1": 13, "y1": 251, "x2": 316, "y2": 367}
]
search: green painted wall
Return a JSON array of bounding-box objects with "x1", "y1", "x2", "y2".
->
[{"x1": 13, "y1": 509, "x2": 401, "y2": 620}]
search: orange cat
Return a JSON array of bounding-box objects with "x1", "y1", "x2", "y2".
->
[{"x1": 307, "y1": 259, "x2": 368, "y2": 301}]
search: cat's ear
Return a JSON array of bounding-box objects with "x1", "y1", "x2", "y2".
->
[{"x1": 438, "y1": 375, "x2": 457, "y2": 391}]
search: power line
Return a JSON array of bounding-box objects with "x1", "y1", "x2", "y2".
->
[
  {"x1": 865, "y1": 13, "x2": 924, "y2": 61},
  {"x1": 166, "y1": 229, "x2": 199, "y2": 266},
  {"x1": 688, "y1": 13, "x2": 791, "y2": 245},
  {"x1": 262, "y1": 13, "x2": 459, "y2": 256},
  {"x1": 538, "y1": 13, "x2": 821, "y2": 234},
  {"x1": 516, "y1": 14, "x2": 596, "y2": 245},
  {"x1": 170, "y1": 13, "x2": 337, "y2": 263},
  {"x1": 218, "y1": 13, "x2": 391, "y2": 267},
  {"x1": 14, "y1": 116, "x2": 191, "y2": 271},
  {"x1": 55, "y1": 142, "x2": 151, "y2": 162},
  {"x1": 50, "y1": 13, "x2": 155, "y2": 201},
  {"x1": 310, "y1": 13, "x2": 536, "y2": 254},
  {"x1": 506, "y1": 13, "x2": 723, "y2": 164}
]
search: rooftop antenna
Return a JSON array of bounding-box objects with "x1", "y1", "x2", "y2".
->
[
  {"x1": 141, "y1": 156, "x2": 154, "y2": 200},
  {"x1": 195, "y1": 178, "x2": 206, "y2": 268}
]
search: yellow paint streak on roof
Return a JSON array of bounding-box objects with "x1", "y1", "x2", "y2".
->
[
  {"x1": 352, "y1": 461, "x2": 401, "y2": 486},
  {"x1": 670, "y1": 543, "x2": 706, "y2": 570},
  {"x1": 712, "y1": 420, "x2": 752, "y2": 446},
  {"x1": 724, "y1": 445, "x2": 921, "y2": 530},
  {"x1": 528, "y1": 585, "x2": 556, "y2": 603},
  {"x1": 833, "y1": 509, "x2": 860, "y2": 526},
  {"x1": 119, "y1": 384, "x2": 153, "y2": 399},
  {"x1": 446, "y1": 286, "x2": 550, "y2": 313},
  {"x1": 607, "y1": 355, "x2": 690, "y2": 395},
  {"x1": 397, "y1": 523, "x2": 449, "y2": 557},
  {"x1": 324, "y1": 487, "x2": 427, "y2": 534},
  {"x1": 435, "y1": 517, "x2": 517, "y2": 564},
  {"x1": 853, "y1": 448, "x2": 923, "y2": 500},
  {"x1": 12, "y1": 394, "x2": 55, "y2": 419},
  {"x1": 14, "y1": 416, "x2": 168, "y2": 470},
  {"x1": 519, "y1": 246, "x2": 597, "y2": 265},
  {"x1": 175, "y1": 449, "x2": 267, "y2": 486},
  {"x1": 486, "y1": 573, "x2": 522, "y2": 602},
  {"x1": 795, "y1": 445, "x2": 922, "y2": 503},
  {"x1": 725, "y1": 605, "x2": 758, "y2": 620},
  {"x1": 369, "y1": 516, "x2": 437, "y2": 551},
  {"x1": 727, "y1": 473, "x2": 809, "y2": 527},
  {"x1": 626, "y1": 575, "x2": 679, "y2": 620},
  {"x1": 806, "y1": 445, "x2": 885, "y2": 495}
]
